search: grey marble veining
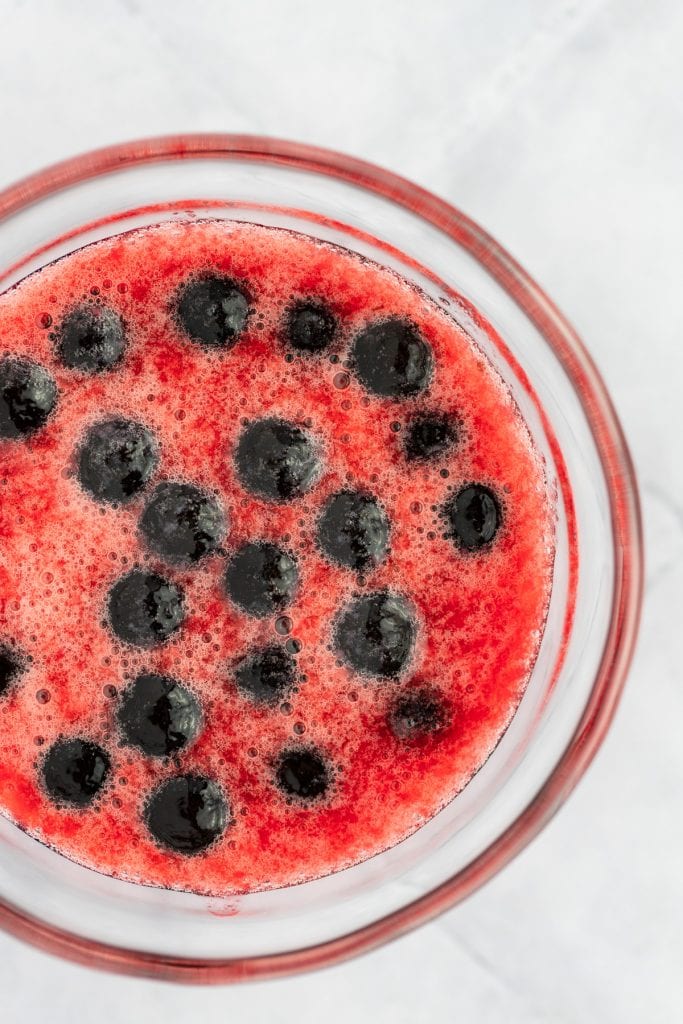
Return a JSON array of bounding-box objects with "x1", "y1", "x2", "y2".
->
[{"x1": 0, "y1": 1, "x2": 680, "y2": 1020}]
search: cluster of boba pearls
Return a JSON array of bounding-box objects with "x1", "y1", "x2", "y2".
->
[{"x1": 0, "y1": 268, "x2": 503, "y2": 859}]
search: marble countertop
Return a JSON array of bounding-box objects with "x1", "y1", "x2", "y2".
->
[{"x1": 0, "y1": 1, "x2": 680, "y2": 1020}]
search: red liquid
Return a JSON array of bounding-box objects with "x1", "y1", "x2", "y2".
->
[{"x1": 0, "y1": 220, "x2": 553, "y2": 894}]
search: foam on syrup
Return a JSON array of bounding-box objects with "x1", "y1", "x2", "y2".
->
[{"x1": 0, "y1": 219, "x2": 554, "y2": 894}]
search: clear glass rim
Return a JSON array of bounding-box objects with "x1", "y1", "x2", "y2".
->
[{"x1": 0, "y1": 134, "x2": 643, "y2": 982}]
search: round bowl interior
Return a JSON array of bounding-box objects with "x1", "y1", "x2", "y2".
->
[{"x1": 0, "y1": 136, "x2": 642, "y2": 981}]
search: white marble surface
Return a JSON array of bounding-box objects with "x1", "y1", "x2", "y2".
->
[{"x1": 0, "y1": 1, "x2": 680, "y2": 1020}]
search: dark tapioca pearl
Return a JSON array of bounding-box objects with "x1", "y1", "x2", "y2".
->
[
  {"x1": 146, "y1": 775, "x2": 228, "y2": 854},
  {"x1": 224, "y1": 542, "x2": 299, "y2": 618},
  {"x1": 0, "y1": 644, "x2": 24, "y2": 698},
  {"x1": 335, "y1": 590, "x2": 417, "y2": 679},
  {"x1": 42, "y1": 738, "x2": 110, "y2": 807},
  {"x1": 405, "y1": 412, "x2": 458, "y2": 461},
  {"x1": 140, "y1": 482, "x2": 226, "y2": 565},
  {"x1": 276, "y1": 747, "x2": 330, "y2": 800},
  {"x1": 0, "y1": 357, "x2": 58, "y2": 439},
  {"x1": 176, "y1": 275, "x2": 250, "y2": 349},
  {"x1": 117, "y1": 673, "x2": 202, "y2": 757},
  {"x1": 284, "y1": 299, "x2": 337, "y2": 354},
  {"x1": 350, "y1": 318, "x2": 433, "y2": 399},
  {"x1": 235, "y1": 644, "x2": 297, "y2": 705},
  {"x1": 107, "y1": 569, "x2": 185, "y2": 648},
  {"x1": 388, "y1": 689, "x2": 447, "y2": 741},
  {"x1": 444, "y1": 484, "x2": 501, "y2": 551},
  {"x1": 77, "y1": 418, "x2": 159, "y2": 504},
  {"x1": 234, "y1": 418, "x2": 320, "y2": 503},
  {"x1": 317, "y1": 490, "x2": 390, "y2": 572},
  {"x1": 56, "y1": 304, "x2": 126, "y2": 373}
]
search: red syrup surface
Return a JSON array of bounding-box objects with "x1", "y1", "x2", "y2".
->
[{"x1": 0, "y1": 220, "x2": 554, "y2": 894}]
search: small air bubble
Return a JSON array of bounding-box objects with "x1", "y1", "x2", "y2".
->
[
  {"x1": 410, "y1": 501, "x2": 422, "y2": 514},
  {"x1": 174, "y1": 409, "x2": 186, "y2": 421},
  {"x1": 390, "y1": 421, "x2": 402, "y2": 433},
  {"x1": 348, "y1": 690, "x2": 359, "y2": 702},
  {"x1": 285, "y1": 638, "x2": 302, "y2": 655},
  {"x1": 117, "y1": 283, "x2": 128, "y2": 293},
  {"x1": 90, "y1": 286, "x2": 100, "y2": 296},
  {"x1": 280, "y1": 702, "x2": 293, "y2": 715},
  {"x1": 440, "y1": 468, "x2": 450, "y2": 478},
  {"x1": 248, "y1": 747, "x2": 258, "y2": 758},
  {"x1": 34, "y1": 736, "x2": 44, "y2": 746},
  {"x1": 293, "y1": 721, "x2": 305, "y2": 735},
  {"x1": 39, "y1": 313, "x2": 52, "y2": 329},
  {"x1": 103, "y1": 684, "x2": 117, "y2": 698},
  {"x1": 341, "y1": 399, "x2": 352, "y2": 411},
  {"x1": 36, "y1": 689, "x2": 51, "y2": 705},
  {"x1": 333, "y1": 372, "x2": 350, "y2": 390},
  {"x1": 275, "y1": 615, "x2": 292, "y2": 636},
  {"x1": 284, "y1": 353, "x2": 294, "y2": 364}
]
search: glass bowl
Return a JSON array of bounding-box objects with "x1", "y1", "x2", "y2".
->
[{"x1": 0, "y1": 135, "x2": 642, "y2": 982}]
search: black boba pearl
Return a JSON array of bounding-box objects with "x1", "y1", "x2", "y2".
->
[
  {"x1": 146, "y1": 775, "x2": 228, "y2": 854},
  {"x1": 335, "y1": 590, "x2": 417, "y2": 679},
  {"x1": 405, "y1": 412, "x2": 457, "y2": 461},
  {"x1": 42, "y1": 737, "x2": 110, "y2": 807},
  {"x1": 56, "y1": 304, "x2": 126, "y2": 373},
  {"x1": 140, "y1": 481, "x2": 226, "y2": 565},
  {"x1": 107, "y1": 569, "x2": 185, "y2": 648},
  {"x1": 224, "y1": 542, "x2": 299, "y2": 618},
  {"x1": 317, "y1": 490, "x2": 389, "y2": 572},
  {"x1": 0, "y1": 644, "x2": 24, "y2": 698},
  {"x1": 235, "y1": 644, "x2": 297, "y2": 705},
  {"x1": 77, "y1": 418, "x2": 159, "y2": 504},
  {"x1": 235, "y1": 418, "x2": 320, "y2": 503},
  {"x1": 0, "y1": 357, "x2": 58, "y2": 439},
  {"x1": 176, "y1": 275, "x2": 250, "y2": 349},
  {"x1": 284, "y1": 300, "x2": 337, "y2": 354},
  {"x1": 276, "y1": 747, "x2": 330, "y2": 800},
  {"x1": 444, "y1": 484, "x2": 501, "y2": 551},
  {"x1": 117, "y1": 673, "x2": 202, "y2": 757},
  {"x1": 388, "y1": 689, "x2": 447, "y2": 741},
  {"x1": 351, "y1": 318, "x2": 433, "y2": 398}
]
